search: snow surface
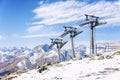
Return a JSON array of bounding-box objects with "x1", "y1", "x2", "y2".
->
[{"x1": 12, "y1": 55, "x2": 120, "y2": 80}]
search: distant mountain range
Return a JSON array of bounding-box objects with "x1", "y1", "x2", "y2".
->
[{"x1": 0, "y1": 44, "x2": 86, "y2": 76}]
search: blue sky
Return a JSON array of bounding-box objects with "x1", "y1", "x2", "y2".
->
[{"x1": 0, "y1": 0, "x2": 120, "y2": 48}]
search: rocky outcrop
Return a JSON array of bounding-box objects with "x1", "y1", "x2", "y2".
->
[
  {"x1": 98, "y1": 55, "x2": 113, "y2": 60},
  {"x1": 0, "y1": 57, "x2": 24, "y2": 76},
  {"x1": 113, "y1": 50, "x2": 120, "y2": 55}
]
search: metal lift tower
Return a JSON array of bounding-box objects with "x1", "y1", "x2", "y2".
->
[
  {"x1": 60, "y1": 26, "x2": 83, "y2": 59},
  {"x1": 80, "y1": 14, "x2": 106, "y2": 58},
  {"x1": 49, "y1": 38, "x2": 68, "y2": 62}
]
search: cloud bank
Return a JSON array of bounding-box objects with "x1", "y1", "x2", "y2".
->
[
  {"x1": 0, "y1": 35, "x2": 3, "y2": 40},
  {"x1": 33, "y1": 0, "x2": 120, "y2": 26},
  {"x1": 25, "y1": 0, "x2": 120, "y2": 38}
]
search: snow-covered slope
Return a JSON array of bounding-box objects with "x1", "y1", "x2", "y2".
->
[{"x1": 11, "y1": 52, "x2": 120, "y2": 80}]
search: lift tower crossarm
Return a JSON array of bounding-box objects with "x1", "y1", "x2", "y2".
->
[
  {"x1": 79, "y1": 14, "x2": 106, "y2": 58},
  {"x1": 60, "y1": 26, "x2": 83, "y2": 59},
  {"x1": 49, "y1": 38, "x2": 68, "y2": 62}
]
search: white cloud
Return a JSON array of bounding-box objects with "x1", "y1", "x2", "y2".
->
[
  {"x1": 25, "y1": 25, "x2": 60, "y2": 38},
  {"x1": 33, "y1": 0, "x2": 120, "y2": 26},
  {"x1": 23, "y1": 32, "x2": 60, "y2": 38},
  {"x1": 39, "y1": 1, "x2": 44, "y2": 5},
  {"x1": 27, "y1": 26, "x2": 43, "y2": 33},
  {"x1": 0, "y1": 35, "x2": 3, "y2": 40},
  {"x1": 33, "y1": 0, "x2": 85, "y2": 25},
  {"x1": 26, "y1": 24, "x2": 56, "y2": 34}
]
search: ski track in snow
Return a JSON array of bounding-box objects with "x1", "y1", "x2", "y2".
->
[{"x1": 12, "y1": 55, "x2": 120, "y2": 80}]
